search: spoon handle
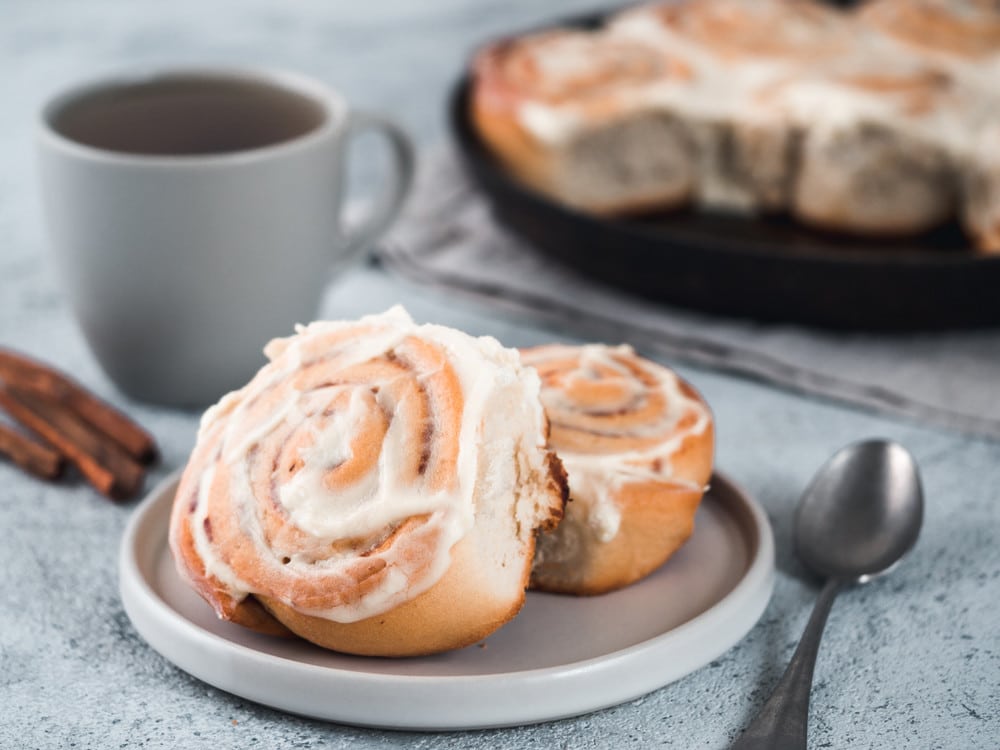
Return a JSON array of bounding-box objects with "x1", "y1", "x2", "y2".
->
[{"x1": 729, "y1": 578, "x2": 845, "y2": 750}]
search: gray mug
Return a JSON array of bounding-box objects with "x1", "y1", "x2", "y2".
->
[{"x1": 37, "y1": 67, "x2": 414, "y2": 407}]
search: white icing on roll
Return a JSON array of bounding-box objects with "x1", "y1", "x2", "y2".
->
[
  {"x1": 524, "y1": 344, "x2": 710, "y2": 544},
  {"x1": 512, "y1": 2, "x2": 835, "y2": 145},
  {"x1": 180, "y1": 306, "x2": 551, "y2": 623},
  {"x1": 510, "y1": 0, "x2": 988, "y2": 170}
]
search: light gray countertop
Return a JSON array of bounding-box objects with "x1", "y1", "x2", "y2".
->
[{"x1": 2, "y1": 1, "x2": 998, "y2": 748}]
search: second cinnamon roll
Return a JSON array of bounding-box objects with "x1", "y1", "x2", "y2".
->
[{"x1": 523, "y1": 344, "x2": 714, "y2": 595}]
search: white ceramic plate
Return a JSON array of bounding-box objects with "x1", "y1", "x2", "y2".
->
[{"x1": 119, "y1": 470, "x2": 774, "y2": 730}]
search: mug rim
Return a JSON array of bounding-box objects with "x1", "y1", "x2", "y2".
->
[{"x1": 37, "y1": 65, "x2": 346, "y2": 167}]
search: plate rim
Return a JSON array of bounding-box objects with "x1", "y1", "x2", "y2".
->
[{"x1": 119, "y1": 469, "x2": 775, "y2": 729}]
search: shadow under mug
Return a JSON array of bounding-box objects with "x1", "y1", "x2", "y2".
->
[{"x1": 37, "y1": 67, "x2": 414, "y2": 407}]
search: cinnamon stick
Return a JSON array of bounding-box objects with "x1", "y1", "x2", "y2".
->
[
  {"x1": 0, "y1": 386, "x2": 145, "y2": 500},
  {"x1": 0, "y1": 349, "x2": 157, "y2": 464},
  {"x1": 0, "y1": 422, "x2": 65, "y2": 480}
]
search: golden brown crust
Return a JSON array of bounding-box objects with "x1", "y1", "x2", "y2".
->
[{"x1": 973, "y1": 225, "x2": 1000, "y2": 254}]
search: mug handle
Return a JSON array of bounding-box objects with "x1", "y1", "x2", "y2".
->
[{"x1": 336, "y1": 110, "x2": 415, "y2": 261}]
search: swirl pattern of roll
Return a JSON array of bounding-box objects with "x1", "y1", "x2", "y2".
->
[
  {"x1": 169, "y1": 307, "x2": 567, "y2": 656},
  {"x1": 522, "y1": 344, "x2": 714, "y2": 595}
]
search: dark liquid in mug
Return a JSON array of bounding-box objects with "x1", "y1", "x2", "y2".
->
[{"x1": 50, "y1": 75, "x2": 326, "y2": 155}]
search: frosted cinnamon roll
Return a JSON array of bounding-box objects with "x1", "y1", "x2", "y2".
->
[
  {"x1": 522, "y1": 344, "x2": 714, "y2": 595},
  {"x1": 169, "y1": 307, "x2": 567, "y2": 656},
  {"x1": 856, "y1": 1, "x2": 1000, "y2": 249},
  {"x1": 611, "y1": 0, "x2": 852, "y2": 65},
  {"x1": 608, "y1": 0, "x2": 854, "y2": 213},
  {"x1": 471, "y1": 28, "x2": 700, "y2": 214},
  {"x1": 760, "y1": 62, "x2": 962, "y2": 235}
]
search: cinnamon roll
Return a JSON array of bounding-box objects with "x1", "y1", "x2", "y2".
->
[
  {"x1": 609, "y1": 0, "x2": 853, "y2": 214},
  {"x1": 471, "y1": 28, "x2": 700, "y2": 215},
  {"x1": 522, "y1": 344, "x2": 714, "y2": 595},
  {"x1": 763, "y1": 62, "x2": 962, "y2": 235},
  {"x1": 169, "y1": 307, "x2": 567, "y2": 656},
  {"x1": 856, "y1": 1, "x2": 1000, "y2": 250}
]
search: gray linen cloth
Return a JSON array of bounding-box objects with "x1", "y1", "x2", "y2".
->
[{"x1": 378, "y1": 150, "x2": 1000, "y2": 440}]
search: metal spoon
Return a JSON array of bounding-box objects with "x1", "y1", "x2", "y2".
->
[{"x1": 730, "y1": 439, "x2": 924, "y2": 750}]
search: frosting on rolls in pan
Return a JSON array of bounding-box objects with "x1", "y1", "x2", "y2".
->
[
  {"x1": 611, "y1": 0, "x2": 853, "y2": 66},
  {"x1": 470, "y1": 0, "x2": 1000, "y2": 246},
  {"x1": 478, "y1": 29, "x2": 693, "y2": 144},
  {"x1": 857, "y1": 0, "x2": 1000, "y2": 64},
  {"x1": 170, "y1": 306, "x2": 567, "y2": 655},
  {"x1": 523, "y1": 344, "x2": 714, "y2": 595},
  {"x1": 471, "y1": 28, "x2": 701, "y2": 215}
]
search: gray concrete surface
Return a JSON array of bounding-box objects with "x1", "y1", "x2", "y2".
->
[{"x1": 1, "y1": 1, "x2": 998, "y2": 747}]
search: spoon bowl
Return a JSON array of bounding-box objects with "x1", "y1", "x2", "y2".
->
[{"x1": 795, "y1": 439, "x2": 924, "y2": 581}]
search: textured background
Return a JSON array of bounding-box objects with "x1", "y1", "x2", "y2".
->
[{"x1": 1, "y1": 1, "x2": 998, "y2": 748}]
